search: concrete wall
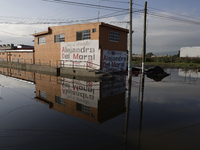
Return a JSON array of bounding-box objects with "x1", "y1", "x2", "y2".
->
[{"x1": 180, "y1": 47, "x2": 200, "y2": 57}]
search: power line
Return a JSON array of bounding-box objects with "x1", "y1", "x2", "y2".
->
[
  {"x1": 148, "y1": 6, "x2": 200, "y2": 22},
  {"x1": 0, "y1": 10, "x2": 134, "y2": 25},
  {"x1": 132, "y1": 2, "x2": 200, "y2": 26},
  {"x1": 101, "y1": 0, "x2": 129, "y2": 4},
  {"x1": 148, "y1": 12, "x2": 200, "y2": 25},
  {"x1": 42, "y1": 0, "x2": 129, "y2": 11},
  {"x1": 42, "y1": 0, "x2": 95, "y2": 19},
  {"x1": 0, "y1": 30, "x2": 31, "y2": 37}
]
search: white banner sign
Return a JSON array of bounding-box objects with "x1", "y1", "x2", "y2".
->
[
  {"x1": 102, "y1": 50, "x2": 127, "y2": 72},
  {"x1": 61, "y1": 40, "x2": 100, "y2": 69},
  {"x1": 61, "y1": 78, "x2": 100, "y2": 108}
]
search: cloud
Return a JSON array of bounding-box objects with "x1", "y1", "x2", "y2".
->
[
  {"x1": 0, "y1": 9, "x2": 200, "y2": 55},
  {"x1": 129, "y1": 12, "x2": 200, "y2": 54},
  {"x1": 0, "y1": 24, "x2": 50, "y2": 45}
]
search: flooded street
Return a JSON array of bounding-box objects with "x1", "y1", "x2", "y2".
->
[{"x1": 0, "y1": 67, "x2": 200, "y2": 150}]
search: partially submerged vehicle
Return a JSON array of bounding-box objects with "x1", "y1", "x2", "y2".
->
[{"x1": 146, "y1": 66, "x2": 170, "y2": 81}]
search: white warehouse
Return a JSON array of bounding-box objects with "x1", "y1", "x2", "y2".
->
[{"x1": 180, "y1": 47, "x2": 200, "y2": 57}]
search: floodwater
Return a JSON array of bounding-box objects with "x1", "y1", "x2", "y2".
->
[{"x1": 0, "y1": 67, "x2": 200, "y2": 150}]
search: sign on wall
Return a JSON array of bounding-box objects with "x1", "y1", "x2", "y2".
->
[
  {"x1": 61, "y1": 78, "x2": 100, "y2": 108},
  {"x1": 61, "y1": 40, "x2": 100, "y2": 69},
  {"x1": 102, "y1": 50, "x2": 127, "y2": 72}
]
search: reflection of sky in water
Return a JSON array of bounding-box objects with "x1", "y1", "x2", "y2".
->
[
  {"x1": 130, "y1": 68, "x2": 200, "y2": 150},
  {"x1": 0, "y1": 69, "x2": 200, "y2": 150},
  {"x1": 178, "y1": 68, "x2": 200, "y2": 78}
]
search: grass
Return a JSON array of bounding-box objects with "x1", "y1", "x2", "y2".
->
[{"x1": 132, "y1": 61, "x2": 200, "y2": 69}]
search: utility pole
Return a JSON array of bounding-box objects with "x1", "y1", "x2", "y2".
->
[
  {"x1": 128, "y1": 0, "x2": 132, "y2": 81},
  {"x1": 142, "y1": 1, "x2": 147, "y2": 74},
  {"x1": 125, "y1": 0, "x2": 132, "y2": 149}
]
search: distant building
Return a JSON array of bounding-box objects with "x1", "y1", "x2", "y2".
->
[
  {"x1": 0, "y1": 43, "x2": 34, "y2": 62},
  {"x1": 33, "y1": 22, "x2": 129, "y2": 72},
  {"x1": 180, "y1": 47, "x2": 200, "y2": 57}
]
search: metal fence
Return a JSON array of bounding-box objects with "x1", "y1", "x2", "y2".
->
[{"x1": 0, "y1": 58, "x2": 101, "y2": 70}]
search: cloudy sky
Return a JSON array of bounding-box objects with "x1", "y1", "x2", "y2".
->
[{"x1": 0, "y1": 0, "x2": 200, "y2": 55}]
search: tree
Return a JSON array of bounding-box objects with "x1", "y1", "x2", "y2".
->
[{"x1": 146, "y1": 52, "x2": 154, "y2": 57}]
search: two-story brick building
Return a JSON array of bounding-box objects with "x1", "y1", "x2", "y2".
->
[{"x1": 33, "y1": 22, "x2": 129, "y2": 72}]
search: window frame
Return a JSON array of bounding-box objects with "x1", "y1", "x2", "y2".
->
[
  {"x1": 76, "y1": 103, "x2": 90, "y2": 115},
  {"x1": 54, "y1": 34, "x2": 65, "y2": 43},
  {"x1": 76, "y1": 29, "x2": 91, "y2": 41},
  {"x1": 38, "y1": 36, "x2": 46, "y2": 45},
  {"x1": 55, "y1": 95, "x2": 65, "y2": 106},
  {"x1": 39, "y1": 90, "x2": 47, "y2": 99},
  {"x1": 109, "y1": 31, "x2": 120, "y2": 42}
]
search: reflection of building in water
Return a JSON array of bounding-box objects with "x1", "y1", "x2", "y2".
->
[
  {"x1": 178, "y1": 69, "x2": 199, "y2": 84},
  {"x1": 34, "y1": 74, "x2": 126, "y2": 124},
  {"x1": 0, "y1": 67, "x2": 126, "y2": 124},
  {"x1": 178, "y1": 69, "x2": 200, "y2": 78},
  {"x1": 0, "y1": 66, "x2": 126, "y2": 123},
  {"x1": 0, "y1": 67, "x2": 35, "y2": 83}
]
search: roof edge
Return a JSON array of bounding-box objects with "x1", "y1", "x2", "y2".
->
[
  {"x1": 33, "y1": 27, "x2": 52, "y2": 37},
  {"x1": 100, "y1": 22, "x2": 130, "y2": 33}
]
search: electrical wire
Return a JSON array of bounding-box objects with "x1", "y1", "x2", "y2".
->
[
  {"x1": 132, "y1": 2, "x2": 200, "y2": 26},
  {"x1": 148, "y1": 11, "x2": 200, "y2": 25},
  {"x1": 101, "y1": 0, "x2": 129, "y2": 4},
  {"x1": 42, "y1": 0, "x2": 129, "y2": 11},
  {"x1": 0, "y1": 10, "x2": 132, "y2": 25},
  {"x1": 0, "y1": 30, "x2": 31, "y2": 37}
]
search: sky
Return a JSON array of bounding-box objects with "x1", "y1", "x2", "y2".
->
[{"x1": 0, "y1": 0, "x2": 200, "y2": 55}]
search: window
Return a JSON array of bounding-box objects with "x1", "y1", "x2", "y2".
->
[
  {"x1": 39, "y1": 90, "x2": 47, "y2": 99},
  {"x1": 76, "y1": 29, "x2": 91, "y2": 41},
  {"x1": 76, "y1": 103, "x2": 90, "y2": 115},
  {"x1": 2, "y1": 53, "x2": 4, "y2": 55},
  {"x1": 54, "y1": 34, "x2": 65, "y2": 43},
  {"x1": 38, "y1": 37, "x2": 46, "y2": 44},
  {"x1": 19, "y1": 55, "x2": 21, "y2": 57},
  {"x1": 92, "y1": 28, "x2": 96, "y2": 33},
  {"x1": 109, "y1": 31, "x2": 119, "y2": 42},
  {"x1": 55, "y1": 95, "x2": 65, "y2": 106}
]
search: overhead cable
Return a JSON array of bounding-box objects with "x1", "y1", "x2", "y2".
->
[
  {"x1": 101, "y1": 0, "x2": 129, "y2": 4},
  {"x1": 148, "y1": 12, "x2": 200, "y2": 26},
  {"x1": 42, "y1": 0, "x2": 129, "y2": 11}
]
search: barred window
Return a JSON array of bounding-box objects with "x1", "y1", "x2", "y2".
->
[
  {"x1": 109, "y1": 31, "x2": 119, "y2": 42},
  {"x1": 39, "y1": 90, "x2": 47, "y2": 99},
  {"x1": 76, "y1": 103, "x2": 90, "y2": 115},
  {"x1": 76, "y1": 29, "x2": 91, "y2": 41},
  {"x1": 38, "y1": 37, "x2": 46, "y2": 44},
  {"x1": 54, "y1": 34, "x2": 65, "y2": 43},
  {"x1": 55, "y1": 95, "x2": 65, "y2": 106}
]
